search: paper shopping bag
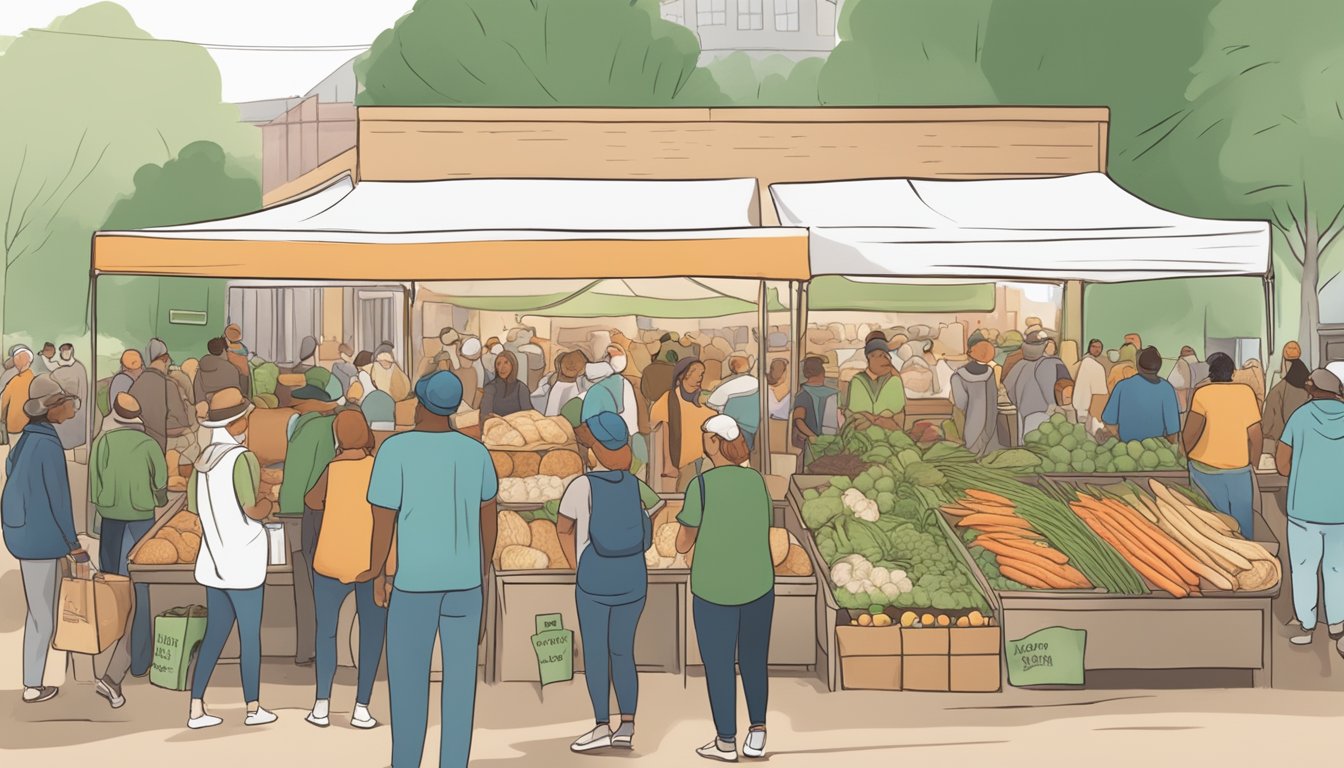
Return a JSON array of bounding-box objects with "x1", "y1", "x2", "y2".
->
[{"x1": 52, "y1": 572, "x2": 133, "y2": 655}]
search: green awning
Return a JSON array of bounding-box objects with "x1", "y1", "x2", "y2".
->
[{"x1": 808, "y1": 277, "x2": 996, "y2": 312}]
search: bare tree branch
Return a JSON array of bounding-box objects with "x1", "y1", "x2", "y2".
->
[
  {"x1": 8, "y1": 141, "x2": 111, "y2": 267},
  {"x1": 3, "y1": 145, "x2": 29, "y2": 252},
  {"x1": 1319, "y1": 202, "x2": 1344, "y2": 252}
]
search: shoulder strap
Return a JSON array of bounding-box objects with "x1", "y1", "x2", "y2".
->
[{"x1": 696, "y1": 459, "x2": 707, "y2": 514}]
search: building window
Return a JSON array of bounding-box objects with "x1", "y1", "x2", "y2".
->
[
  {"x1": 775, "y1": 0, "x2": 800, "y2": 31},
  {"x1": 698, "y1": 0, "x2": 726, "y2": 26},
  {"x1": 738, "y1": 0, "x2": 764, "y2": 30},
  {"x1": 817, "y1": 0, "x2": 837, "y2": 36}
]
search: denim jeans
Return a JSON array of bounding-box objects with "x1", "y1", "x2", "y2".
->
[
  {"x1": 693, "y1": 590, "x2": 774, "y2": 742},
  {"x1": 576, "y1": 590, "x2": 645, "y2": 722},
  {"x1": 386, "y1": 586, "x2": 482, "y2": 768},
  {"x1": 98, "y1": 517, "x2": 155, "y2": 684},
  {"x1": 1188, "y1": 464, "x2": 1254, "y2": 538},
  {"x1": 313, "y1": 573, "x2": 387, "y2": 704},
  {"x1": 1287, "y1": 518, "x2": 1344, "y2": 630},
  {"x1": 191, "y1": 586, "x2": 264, "y2": 702}
]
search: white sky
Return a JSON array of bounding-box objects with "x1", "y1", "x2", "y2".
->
[{"x1": 0, "y1": 0, "x2": 416, "y2": 102}]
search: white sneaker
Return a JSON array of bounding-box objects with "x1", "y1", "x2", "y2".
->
[
  {"x1": 22, "y1": 686, "x2": 58, "y2": 704},
  {"x1": 351, "y1": 710, "x2": 379, "y2": 730},
  {"x1": 743, "y1": 729, "x2": 766, "y2": 758},
  {"x1": 1290, "y1": 631, "x2": 1314, "y2": 646},
  {"x1": 1329, "y1": 622, "x2": 1344, "y2": 639},
  {"x1": 245, "y1": 707, "x2": 278, "y2": 726},
  {"x1": 95, "y1": 678, "x2": 126, "y2": 709},
  {"x1": 305, "y1": 711, "x2": 330, "y2": 728},
  {"x1": 571, "y1": 724, "x2": 613, "y2": 753},
  {"x1": 697, "y1": 739, "x2": 738, "y2": 762},
  {"x1": 188, "y1": 713, "x2": 222, "y2": 730},
  {"x1": 612, "y1": 721, "x2": 635, "y2": 749}
]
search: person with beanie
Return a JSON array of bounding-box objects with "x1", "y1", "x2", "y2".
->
[
  {"x1": 1003, "y1": 332, "x2": 1071, "y2": 440},
  {"x1": 1263, "y1": 358, "x2": 1312, "y2": 454},
  {"x1": 951, "y1": 341, "x2": 1002, "y2": 456},
  {"x1": 1276, "y1": 367, "x2": 1344, "y2": 653},
  {"x1": 1182, "y1": 353, "x2": 1262, "y2": 537},
  {"x1": 1102, "y1": 346, "x2": 1181, "y2": 443}
]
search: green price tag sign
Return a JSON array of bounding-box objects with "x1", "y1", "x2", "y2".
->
[
  {"x1": 536, "y1": 612, "x2": 565, "y2": 635},
  {"x1": 1006, "y1": 626, "x2": 1086, "y2": 687},
  {"x1": 532, "y1": 628, "x2": 574, "y2": 686}
]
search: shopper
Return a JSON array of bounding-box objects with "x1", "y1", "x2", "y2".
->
[
  {"x1": 561, "y1": 412, "x2": 654, "y2": 753},
  {"x1": 223, "y1": 323, "x2": 252, "y2": 398},
  {"x1": 49, "y1": 344, "x2": 89, "y2": 455},
  {"x1": 279, "y1": 385, "x2": 340, "y2": 668},
  {"x1": 707, "y1": 354, "x2": 762, "y2": 451},
  {"x1": 951, "y1": 340, "x2": 1001, "y2": 456},
  {"x1": 366, "y1": 371, "x2": 498, "y2": 768},
  {"x1": 303, "y1": 411, "x2": 386, "y2": 730},
  {"x1": 130, "y1": 338, "x2": 194, "y2": 456},
  {"x1": 1275, "y1": 367, "x2": 1344, "y2": 652},
  {"x1": 1004, "y1": 332, "x2": 1071, "y2": 440},
  {"x1": 2, "y1": 376, "x2": 84, "y2": 704},
  {"x1": 1102, "y1": 346, "x2": 1181, "y2": 443},
  {"x1": 582, "y1": 345, "x2": 638, "y2": 435},
  {"x1": 480, "y1": 350, "x2": 534, "y2": 419},
  {"x1": 88, "y1": 393, "x2": 168, "y2": 708},
  {"x1": 372, "y1": 350, "x2": 412, "y2": 402},
  {"x1": 187, "y1": 388, "x2": 276, "y2": 729},
  {"x1": 1271, "y1": 340, "x2": 1303, "y2": 388},
  {"x1": 1072, "y1": 339, "x2": 1108, "y2": 437},
  {"x1": 1181, "y1": 352, "x2": 1262, "y2": 538},
  {"x1": 676, "y1": 415, "x2": 774, "y2": 762},
  {"x1": 108, "y1": 349, "x2": 144, "y2": 405},
  {"x1": 1, "y1": 346, "x2": 36, "y2": 438},
  {"x1": 1263, "y1": 358, "x2": 1312, "y2": 453},
  {"x1": 331, "y1": 343, "x2": 359, "y2": 395},
  {"x1": 194, "y1": 337, "x2": 242, "y2": 405},
  {"x1": 845, "y1": 335, "x2": 907, "y2": 432},
  {"x1": 650, "y1": 358, "x2": 715, "y2": 491},
  {"x1": 792, "y1": 356, "x2": 838, "y2": 464},
  {"x1": 1168, "y1": 346, "x2": 1209, "y2": 414}
]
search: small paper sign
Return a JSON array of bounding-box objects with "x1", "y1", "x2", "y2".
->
[
  {"x1": 532, "y1": 614, "x2": 574, "y2": 686},
  {"x1": 1006, "y1": 626, "x2": 1086, "y2": 687}
]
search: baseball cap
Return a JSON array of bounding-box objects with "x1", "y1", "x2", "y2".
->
[
  {"x1": 1326, "y1": 361, "x2": 1344, "y2": 385},
  {"x1": 415, "y1": 370, "x2": 464, "y2": 416},
  {"x1": 584, "y1": 411, "x2": 629, "y2": 451},
  {"x1": 1309, "y1": 367, "x2": 1344, "y2": 396},
  {"x1": 703, "y1": 414, "x2": 741, "y2": 442}
]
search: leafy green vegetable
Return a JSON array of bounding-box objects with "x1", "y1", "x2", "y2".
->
[
  {"x1": 904, "y1": 461, "x2": 946, "y2": 488},
  {"x1": 802, "y1": 497, "x2": 844, "y2": 529}
]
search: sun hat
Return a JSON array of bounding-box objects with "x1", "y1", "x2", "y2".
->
[
  {"x1": 585, "y1": 411, "x2": 629, "y2": 451},
  {"x1": 415, "y1": 370, "x2": 463, "y2": 416},
  {"x1": 201, "y1": 387, "x2": 253, "y2": 428},
  {"x1": 23, "y1": 375, "x2": 77, "y2": 418},
  {"x1": 112, "y1": 392, "x2": 143, "y2": 424},
  {"x1": 703, "y1": 414, "x2": 741, "y2": 442},
  {"x1": 1309, "y1": 367, "x2": 1344, "y2": 397}
]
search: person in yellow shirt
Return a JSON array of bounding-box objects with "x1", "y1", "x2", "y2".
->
[
  {"x1": 1, "y1": 346, "x2": 36, "y2": 439},
  {"x1": 1181, "y1": 352, "x2": 1263, "y2": 538},
  {"x1": 649, "y1": 358, "x2": 714, "y2": 492}
]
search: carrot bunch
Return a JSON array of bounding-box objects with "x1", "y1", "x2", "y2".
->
[
  {"x1": 1069, "y1": 493, "x2": 1205, "y2": 598},
  {"x1": 943, "y1": 490, "x2": 1092, "y2": 590}
]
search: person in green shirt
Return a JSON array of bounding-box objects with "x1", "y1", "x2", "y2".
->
[
  {"x1": 845, "y1": 335, "x2": 907, "y2": 431},
  {"x1": 279, "y1": 385, "x2": 338, "y2": 667},
  {"x1": 676, "y1": 414, "x2": 774, "y2": 762},
  {"x1": 88, "y1": 392, "x2": 168, "y2": 708}
]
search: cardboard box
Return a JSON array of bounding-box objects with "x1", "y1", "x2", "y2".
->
[
  {"x1": 902, "y1": 654, "x2": 951, "y2": 692},
  {"x1": 901, "y1": 627, "x2": 950, "y2": 656},
  {"x1": 950, "y1": 654, "x2": 1001, "y2": 693},
  {"x1": 841, "y1": 656, "x2": 903, "y2": 691},
  {"x1": 835, "y1": 625, "x2": 902, "y2": 656},
  {"x1": 950, "y1": 625, "x2": 1002, "y2": 656}
]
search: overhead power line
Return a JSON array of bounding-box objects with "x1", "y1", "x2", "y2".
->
[{"x1": 25, "y1": 27, "x2": 371, "y2": 52}]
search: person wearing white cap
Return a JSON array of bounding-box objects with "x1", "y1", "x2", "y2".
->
[
  {"x1": 676, "y1": 414, "x2": 774, "y2": 761},
  {"x1": 1, "y1": 345, "x2": 36, "y2": 439},
  {"x1": 1277, "y1": 366, "x2": 1344, "y2": 653},
  {"x1": 371, "y1": 349, "x2": 411, "y2": 402},
  {"x1": 186, "y1": 387, "x2": 277, "y2": 729},
  {"x1": 454, "y1": 337, "x2": 485, "y2": 410},
  {"x1": 707, "y1": 354, "x2": 761, "y2": 452}
]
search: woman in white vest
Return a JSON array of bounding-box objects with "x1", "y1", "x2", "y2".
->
[{"x1": 186, "y1": 388, "x2": 277, "y2": 729}]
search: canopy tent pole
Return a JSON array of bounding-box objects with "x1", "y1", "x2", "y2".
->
[
  {"x1": 1263, "y1": 268, "x2": 1276, "y2": 358},
  {"x1": 757, "y1": 279, "x2": 771, "y2": 477},
  {"x1": 793, "y1": 280, "x2": 809, "y2": 452},
  {"x1": 404, "y1": 283, "x2": 415, "y2": 385},
  {"x1": 787, "y1": 281, "x2": 802, "y2": 460},
  {"x1": 87, "y1": 272, "x2": 99, "y2": 537}
]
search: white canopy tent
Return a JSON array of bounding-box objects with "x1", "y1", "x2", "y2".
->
[{"x1": 770, "y1": 172, "x2": 1275, "y2": 346}]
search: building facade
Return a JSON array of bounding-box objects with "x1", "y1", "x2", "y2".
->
[{"x1": 661, "y1": 0, "x2": 840, "y2": 62}]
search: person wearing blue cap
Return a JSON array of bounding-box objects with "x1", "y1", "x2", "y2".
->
[
  {"x1": 365, "y1": 370, "x2": 497, "y2": 768},
  {"x1": 558, "y1": 411, "x2": 661, "y2": 753}
]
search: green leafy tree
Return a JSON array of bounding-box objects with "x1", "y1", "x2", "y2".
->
[
  {"x1": 1154, "y1": 0, "x2": 1344, "y2": 365},
  {"x1": 0, "y1": 2, "x2": 257, "y2": 344},
  {"x1": 357, "y1": 0, "x2": 724, "y2": 106},
  {"x1": 99, "y1": 141, "x2": 260, "y2": 363},
  {"x1": 819, "y1": 0, "x2": 995, "y2": 105},
  {"x1": 708, "y1": 53, "x2": 822, "y2": 106}
]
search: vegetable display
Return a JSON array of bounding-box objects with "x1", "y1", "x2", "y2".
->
[
  {"x1": 943, "y1": 491, "x2": 1090, "y2": 590},
  {"x1": 1025, "y1": 414, "x2": 1186, "y2": 473}
]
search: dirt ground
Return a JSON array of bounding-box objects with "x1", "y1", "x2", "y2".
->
[{"x1": 2, "y1": 449, "x2": 1342, "y2": 766}]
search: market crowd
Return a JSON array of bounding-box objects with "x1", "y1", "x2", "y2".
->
[{"x1": 2, "y1": 322, "x2": 786, "y2": 766}]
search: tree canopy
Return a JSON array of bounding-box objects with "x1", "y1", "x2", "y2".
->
[
  {"x1": 356, "y1": 0, "x2": 724, "y2": 106},
  {"x1": 0, "y1": 1, "x2": 257, "y2": 344},
  {"x1": 707, "y1": 53, "x2": 822, "y2": 106}
]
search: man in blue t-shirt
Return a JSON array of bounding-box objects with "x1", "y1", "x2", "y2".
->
[
  {"x1": 367, "y1": 371, "x2": 498, "y2": 768},
  {"x1": 1101, "y1": 346, "x2": 1181, "y2": 443},
  {"x1": 1276, "y1": 367, "x2": 1344, "y2": 652}
]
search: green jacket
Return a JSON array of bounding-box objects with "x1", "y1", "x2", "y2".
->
[
  {"x1": 846, "y1": 372, "x2": 906, "y2": 417},
  {"x1": 89, "y1": 426, "x2": 169, "y2": 521},
  {"x1": 278, "y1": 412, "x2": 336, "y2": 516}
]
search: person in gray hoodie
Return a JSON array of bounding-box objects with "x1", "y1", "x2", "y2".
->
[
  {"x1": 1276, "y1": 367, "x2": 1344, "y2": 654},
  {"x1": 1003, "y1": 333, "x2": 1072, "y2": 442},
  {"x1": 951, "y1": 340, "x2": 1001, "y2": 456}
]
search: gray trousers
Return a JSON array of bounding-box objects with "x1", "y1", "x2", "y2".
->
[{"x1": 20, "y1": 559, "x2": 63, "y2": 689}]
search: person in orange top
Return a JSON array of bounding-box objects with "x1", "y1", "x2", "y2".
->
[
  {"x1": 1181, "y1": 352, "x2": 1263, "y2": 538},
  {"x1": 302, "y1": 410, "x2": 387, "y2": 731},
  {"x1": 649, "y1": 358, "x2": 714, "y2": 492},
  {"x1": 1, "y1": 346, "x2": 36, "y2": 438}
]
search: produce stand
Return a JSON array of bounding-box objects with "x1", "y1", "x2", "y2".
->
[{"x1": 949, "y1": 474, "x2": 1281, "y2": 688}]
